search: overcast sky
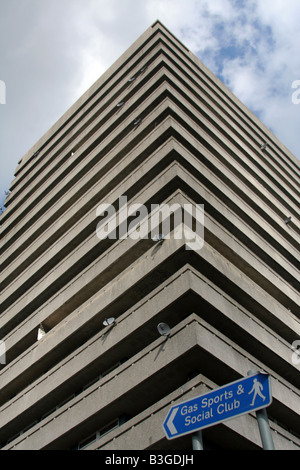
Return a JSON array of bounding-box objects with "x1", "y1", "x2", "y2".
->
[{"x1": 0, "y1": 0, "x2": 299, "y2": 210}]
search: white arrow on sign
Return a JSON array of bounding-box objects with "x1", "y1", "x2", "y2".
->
[{"x1": 166, "y1": 407, "x2": 179, "y2": 435}]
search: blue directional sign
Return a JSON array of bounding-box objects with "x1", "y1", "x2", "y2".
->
[{"x1": 163, "y1": 372, "x2": 272, "y2": 440}]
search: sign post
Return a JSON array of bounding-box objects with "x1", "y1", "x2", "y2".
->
[
  {"x1": 163, "y1": 372, "x2": 273, "y2": 449},
  {"x1": 247, "y1": 370, "x2": 274, "y2": 450},
  {"x1": 192, "y1": 431, "x2": 203, "y2": 450}
]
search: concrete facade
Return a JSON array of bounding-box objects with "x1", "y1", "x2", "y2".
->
[{"x1": 0, "y1": 20, "x2": 299, "y2": 450}]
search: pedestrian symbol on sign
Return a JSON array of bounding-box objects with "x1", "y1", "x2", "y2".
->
[{"x1": 248, "y1": 378, "x2": 266, "y2": 406}]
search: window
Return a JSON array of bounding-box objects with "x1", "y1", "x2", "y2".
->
[{"x1": 77, "y1": 418, "x2": 119, "y2": 450}]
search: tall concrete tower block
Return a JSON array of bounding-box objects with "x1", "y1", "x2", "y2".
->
[{"x1": 0, "y1": 21, "x2": 299, "y2": 450}]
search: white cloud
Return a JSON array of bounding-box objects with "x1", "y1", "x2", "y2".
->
[
  {"x1": 0, "y1": 0, "x2": 299, "y2": 209},
  {"x1": 217, "y1": 0, "x2": 300, "y2": 157},
  {"x1": 59, "y1": 0, "x2": 152, "y2": 101}
]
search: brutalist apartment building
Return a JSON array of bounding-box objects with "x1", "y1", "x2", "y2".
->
[{"x1": 0, "y1": 21, "x2": 299, "y2": 450}]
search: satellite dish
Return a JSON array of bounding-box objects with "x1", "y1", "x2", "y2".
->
[
  {"x1": 37, "y1": 323, "x2": 46, "y2": 341},
  {"x1": 157, "y1": 322, "x2": 171, "y2": 337},
  {"x1": 284, "y1": 216, "x2": 292, "y2": 225},
  {"x1": 133, "y1": 118, "x2": 142, "y2": 126},
  {"x1": 152, "y1": 234, "x2": 164, "y2": 242},
  {"x1": 103, "y1": 317, "x2": 116, "y2": 327},
  {"x1": 260, "y1": 142, "x2": 268, "y2": 150}
]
